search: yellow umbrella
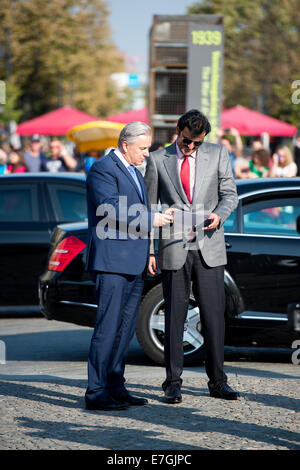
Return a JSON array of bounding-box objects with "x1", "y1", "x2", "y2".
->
[{"x1": 66, "y1": 120, "x2": 125, "y2": 152}]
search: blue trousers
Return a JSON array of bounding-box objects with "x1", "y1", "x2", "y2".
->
[{"x1": 85, "y1": 272, "x2": 144, "y2": 403}]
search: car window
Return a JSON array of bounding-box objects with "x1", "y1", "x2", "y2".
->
[
  {"x1": 0, "y1": 185, "x2": 39, "y2": 221},
  {"x1": 223, "y1": 209, "x2": 237, "y2": 233},
  {"x1": 48, "y1": 184, "x2": 87, "y2": 222},
  {"x1": 243, "y1": 197, "x2": 300, "y2": 237}
]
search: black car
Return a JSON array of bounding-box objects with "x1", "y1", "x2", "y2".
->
[
  {"x1": 39, "y1": 178, "x2": 300, "y2": 364},
  {"x1": 0, "y1": 173, "x2": 87, "y2": 307}
]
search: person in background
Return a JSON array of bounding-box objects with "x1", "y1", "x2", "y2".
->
[
  {"x1": 215, "y1": 128, "x2": 243, "y2": 176},
  {"x1": 293, "y1": 134, "x2": 300, "y2": 176},
  {"x1": 269, "y1": 145, "x2": 298, "y2": 178},
  {"x1": 83, "y1": 150, "x2": 103, "y2": 172},
  {"x1": 251, "y1": 138, "x2": 274, "y2": 173},
  {"x1": 235, "y1": 149, "x2": 270, "y2": 179},
  {"x1": 71, "y1": 145, "x2": 86, "y2": 172},
  {"x1": 41, "y1": 139, "x2": 77, "y2": 172},
  {"x1": 242, "y1": 138, "x2": 265, "y2": 161},
  {"x1": 164, "y1": 134, "x2": 178, "y2": 148},
  {"x1": 251, "y1": 139, "x2": 264, "y2": 151},
  {"x1": 169, "y1": 133, "x2": 178, "y2": 144},
  {"x1": 7, "y1": 150, "x2": 28, "y2": 173},
  {"x1": 24, "y1": 135, "x2": 46, "y2": 172},
  {"x1": 0, "y1": 148, "x2": 8, "y2": 175}
]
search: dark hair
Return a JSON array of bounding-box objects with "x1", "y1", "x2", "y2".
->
[
  {"x1": 177, "y1": 109, "x2": 211, "y2": 137},
  {"x1": 149, "y1": 142, "x2": 163, "y2": 152},
  {"x1": 252, "y1": 149, "x2": 270, "y2": 167},
  {"x1": 8, "y1": 150, "x2": 28, "y2": 172}
]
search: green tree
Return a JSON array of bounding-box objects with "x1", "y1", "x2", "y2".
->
[
  {"x1": 187, "y1": 0, "x2": 300, "y2": 127},
  {"x1": 0, "y1": 0, "x2": 127, "y2": 121}
]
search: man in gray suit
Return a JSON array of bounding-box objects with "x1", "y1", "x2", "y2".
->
[{"x1": 144, "y1": 109, "x2": 239, "y2": 403}]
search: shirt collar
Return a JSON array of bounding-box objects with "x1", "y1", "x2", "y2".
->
[
  {"x1": 176, "y1": 142, "x2": 197, "y2": 159},
  {"x1": 114, "y1": 147, "x2": 130, "y2": 169}
]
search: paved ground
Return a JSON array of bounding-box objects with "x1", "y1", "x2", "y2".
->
[{"x1": 0, "y1": 317, "x2": 299, "y2": 450}]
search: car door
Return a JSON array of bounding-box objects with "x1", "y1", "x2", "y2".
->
[
  {"x1": 0, "y1": 181, "x2": 52, "y2": 305},
  {"x1": 225, "y1": 189, "x2": 300, "y2": 344}
]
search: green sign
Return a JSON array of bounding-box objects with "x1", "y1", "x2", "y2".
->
[{"x1": 187, "y1": 24, "x2": 224, "y2": 141}]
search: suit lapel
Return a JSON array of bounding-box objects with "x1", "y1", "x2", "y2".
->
[
  {"x1": 192, "y1": 143, "x2": 209, "y2": 207},
  {"x1": 111, "y1": 152, "x2": 145, "y2": 203},
  {"x1": 163, "y1": 143, "x2": 191, "y2": 206}
]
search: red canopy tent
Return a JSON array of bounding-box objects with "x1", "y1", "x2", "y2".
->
[
  {"x1": 106, "y1": 105, "x2": 297, "y2": 136},
  {"x1": 17, "y1": 104, "x2": 296, "y2": 137},
  {"x1": 106, "y1": 107, "x2": 149, "y2": 124},
  {"x1": 17, "y1": 106, "x2": 99, "y2": 136},
  {"x1": 221, "y1": 105, "x2": 297, "y2": 137}
]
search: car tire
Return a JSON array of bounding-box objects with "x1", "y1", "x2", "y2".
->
[{"x1": 136, "y1": 283, "x2": 206, "y2": 365}]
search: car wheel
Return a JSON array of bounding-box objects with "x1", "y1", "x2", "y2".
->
[{"x1": 136, "y1": 283, "x2": 205, "y2": 365}]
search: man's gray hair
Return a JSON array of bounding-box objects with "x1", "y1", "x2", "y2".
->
[{"x1": 118, "y1": 121, "x2": 152, "y2": 148}]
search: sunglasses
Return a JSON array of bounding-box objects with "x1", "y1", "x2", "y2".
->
[{"x1": 182, "y1": 136, "x2": 204, "y2": 147}]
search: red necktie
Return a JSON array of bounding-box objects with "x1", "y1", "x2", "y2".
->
[{"x1": 180, "y1": 156, "x2": 191, "y2": 203}]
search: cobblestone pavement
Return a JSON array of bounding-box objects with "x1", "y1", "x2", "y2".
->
[{"x1": 0, "y1": 318, "x2": 299, "y2": 450}]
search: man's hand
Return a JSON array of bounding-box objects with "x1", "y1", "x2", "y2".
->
[
  {"x1": 202, "y1": 212, "x2": 220, "y2": 230},
  {"x1": 61, "y1": 146, "x2": 78, "y2": 169},
  {"x1": 153, "y1": 208, "x2": 175, "y2": 227},
  {"x1": 148, "y1": 254, "x2": 157, "y2": 275}
]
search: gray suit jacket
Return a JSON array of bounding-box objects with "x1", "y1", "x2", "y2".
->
[{"x1": 144, "y1": 141, "x2": 238, "y2": 269}]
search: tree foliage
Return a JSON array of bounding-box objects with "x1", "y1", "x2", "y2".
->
[
  {"x1": 0, "y1": 0, "x2": 126, "y2": 122},
  {"x1": 187, "y1": 0, "x2": 300, "y2": 127}
]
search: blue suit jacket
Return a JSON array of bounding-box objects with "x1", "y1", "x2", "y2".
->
[{"x1": 86, "y1": 150, "x2": 154, "y2": 275}]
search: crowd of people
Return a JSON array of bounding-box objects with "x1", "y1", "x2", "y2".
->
[
  {"x1": 216, "y1": 128, "x2": 300, "y2": 179},
  {"x1": 0, "y1": 134, "x2": 79, "y2": 175},
  {"x1": 0, "y1": 128, "x2": 300, "y2": 179}
]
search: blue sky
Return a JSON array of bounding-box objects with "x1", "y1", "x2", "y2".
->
[{"x1": 105, "y1": 0, "x2": 194, "y2": 73}]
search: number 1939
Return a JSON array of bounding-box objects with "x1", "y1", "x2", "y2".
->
[{"x1": 191, "y1": 30, "x2": 222, "y2": 46}]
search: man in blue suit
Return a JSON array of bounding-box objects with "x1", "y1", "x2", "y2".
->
[{"x1": 85, "y1": 122, "x2": 174, "y2": 411}]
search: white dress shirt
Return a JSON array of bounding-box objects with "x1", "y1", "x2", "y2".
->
[{"x1": 176, "y1": 142, "x2": 197, "y2": 201}]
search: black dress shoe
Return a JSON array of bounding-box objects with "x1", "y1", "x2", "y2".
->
[
  {"x1": 111, "y1": 391, "x2": 148, "y2": 406},
  {"x1": 85, "y1": 395, "x2": 130, "y2": 411},
  {"x1": 164, "y1": 383, "x2": 182, "y2": 404},
  {"x1": 209, "y1": 383, "x2": 240, "y2": 400}
]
